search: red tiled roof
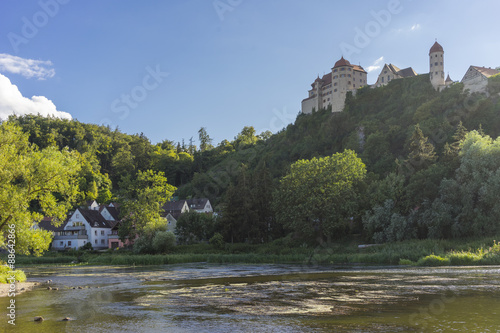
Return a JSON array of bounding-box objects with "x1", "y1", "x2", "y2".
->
[
  {"x1": 472, "y1": 66, "x2": 500, "y2": 78},
  {"x1": 334, "y1": 56, "x2": 351, "y2": 68},
  {"x1": 429, "y1": 41, "x2": 444, "y2": 54},
  {"x1": 352, "y1": 65, "x2": 366, "y2": 73}
]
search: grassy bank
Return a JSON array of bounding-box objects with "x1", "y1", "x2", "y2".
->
[{"x1": 4, "y1": 236, "x2": 500, "y2": 267}]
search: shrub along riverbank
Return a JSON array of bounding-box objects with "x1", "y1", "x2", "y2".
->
[{"x1": 3, "y1": 236, "x2": 500, "y2": 268}]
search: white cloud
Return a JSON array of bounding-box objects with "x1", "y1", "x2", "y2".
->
[
  {"x1": 0, "y1": 53, "x2": 55, "y2": 80},
  {"x1": 0, "y1": 73, "x2": 71, "y2": 120},
  {"x1": 366, "y1": 56, "x2": 384, "y2": 73},
  {"x1": 411, "y1": 23, "x2": 421, "y2": 31}
]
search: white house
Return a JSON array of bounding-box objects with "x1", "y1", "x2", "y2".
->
[
  {"x1": 39, "y1": 201, "x2": 118, "y2": 250},
  {"x1": 461, "y1": 66, "x2": 500, "y2": 95},
  {"x1": 374, "y1": 63, "x2": 417, "y2": 87}
]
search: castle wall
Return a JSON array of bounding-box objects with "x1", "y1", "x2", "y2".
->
[
  {"x1": 302, "y1": 97, "x2": 318, "y2": 114},
  {"x1": 462, "y1": 68, "x2": 489, "y2": 94}
]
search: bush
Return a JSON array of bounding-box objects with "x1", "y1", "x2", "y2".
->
[
  {"x1": 417, "y1": 254, "x2": 450, "y2": 266},
  {"x1": 399, "y1": 258, "x2": 416, "y2": 266},
  {"x1": 0, "y1": 265, "x2": 27, "y2": 283},
  {"x1": 133, "y1": 235, "x2": 154, "y2": 254},
  {"x1": 209, "y1": 233, "x2": 225, "y2": 250},
  {"x1": 152, "y1": 231, "x2": 176, "y2": 253},
  {"x1": 79, "y1": 242, "x2": 93, "y2": 251}
]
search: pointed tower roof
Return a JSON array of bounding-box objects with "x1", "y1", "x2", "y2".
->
[
  {"x1": 445, "y1": 74, "x2": 453, "y2": 83},
  {"x1": 429, "y1": 41, "x2": 444, "y2": 54},
  {"x1": 334, "y1": 56, "x2": 351, "y2": 68}
]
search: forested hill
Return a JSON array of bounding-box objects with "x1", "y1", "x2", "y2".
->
[
  {"x1": 6, "y1": 72, "x2": 500, "y2": 243},
  {"x1": 186, "y1": 73, "x2": 500, "y2": 198}
]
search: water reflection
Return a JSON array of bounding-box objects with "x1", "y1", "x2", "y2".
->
[{"x1": 1, "y1": 264, "x2": 500, "y2": 332}]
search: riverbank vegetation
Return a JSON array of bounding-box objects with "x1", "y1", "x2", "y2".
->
[
  {"x1": 2, "y1": 74, "x2": 500, "y2": 264},
  {"x1": 5, "y1": 235, "x2": 499, "y2": 267}
]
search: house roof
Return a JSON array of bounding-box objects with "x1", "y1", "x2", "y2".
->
[
  {"x1": 37, "y1": 217, "x2": 67, "y2": 232},
  {"x1": 99, "y1": 205, "x2": 120, "y2": 221},
  {"x1": 446, "y1": 74, "x2": 453, "y2": 82},
  {"x1": 186, "y1": 198, "x2": 210, "y2": 210},
  {"x1": 352, "y1": 65, "x2": 366, "y2": 73},
  {"x1": 80, "y1": 209, "x2": 113, "y2": 228},
  {"x1": 163, "y1": 200, "x2": 186, "y2": 212},
  {"x1": 333, "y1": 56, "x2": 351, "y2": 68},
  {"x1": 387, "y1": 64, "x2": 401, "y2": 74},
  {"x1": 429, "y1": 41, "x2": 444, "y2": 54},
  {"x1": 397, "y1": 67, "x2": 418, "y2": 78},
  {"x1": 471, "y1": 66, "x2": 500, "y2": 78}
]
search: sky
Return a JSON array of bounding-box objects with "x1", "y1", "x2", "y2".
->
[{"x1": 0, "y1": 0, "x2": 499, "y2": 146}]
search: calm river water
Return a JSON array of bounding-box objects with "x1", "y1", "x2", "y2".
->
[{"x1": 1, "y1": 264, "x2": 500, "y2": 332}]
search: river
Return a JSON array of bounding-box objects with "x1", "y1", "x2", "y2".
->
[{"x1": 1, "y1": 264, "x2": 499, "y2": 332}]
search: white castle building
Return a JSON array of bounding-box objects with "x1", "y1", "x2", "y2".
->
[
  {"x1": 301, "y1": 57, "x2": 367, "y2": 114},
  {"x1": 301, "y1": 41, "x2": 498, "y2": 114}
]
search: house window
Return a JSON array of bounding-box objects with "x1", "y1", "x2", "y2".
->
[
  {"x1": 101, "y1": 230, "x2": 104, "y2": 236},
  {"x1": 101, "y1": 239, "x2": 105, "y2": 244},
  {"x1": 68, "y1": 241, "x2": 71, "y2": 246},
  {"x1": 382, "y1": 77, "x2": 384, "y2": 83},
  {"x1": 334, "y1": 89, "x2": 337, "y2": 92},
  {"x1": 76, "y1": 214, "x2": 80, "y2": 218},
  {"x1": 95, "y1": 239, "x2": 98, "y2": 244},
  {"x1": 348, "y1": 74, "x2": 351, "y2": 77},
  {"x1": 95, "y1": 230, "x2": 97, "y2": 236},
  {"x1": 354, "y1": 84, "x2": 356, "y2": 88},
  {"x1": 60, "y1": 241, "x2": 63, "y2": 246}
]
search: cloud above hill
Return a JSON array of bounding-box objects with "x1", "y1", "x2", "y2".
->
[
  {"x1": 366, "y1": 56, "x2": 384, "y2": 73},
  {"x1": 0, "y1": 53, "x2": 55, "y2": 80},
  {"x1": 0, "y1": 73, "x2": 71, "y2": 120}
]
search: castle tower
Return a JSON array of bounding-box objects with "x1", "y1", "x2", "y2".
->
[{"x1": 429, "y1": 41, "x2": 445, "y2": 90}]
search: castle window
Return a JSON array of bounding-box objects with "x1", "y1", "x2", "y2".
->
[
  {"x1": 348, "y1": 81, "x2": 351, "y2": 85},
  {"x1": 327, "y1": 98, "x2": 330, "y2": 101},
  {"x1": 348, "y1": 74, "x2": 351, "y2": 77},
  {"x1": 348, "y1": 68, "x2": 351, "y2": 71},
  {"x1": 333, "y1": 75, "x2": 338, "y2": 79},
  {"x1": 333, "y1": 69, "x2": 337, "y2": 73},
  {"x1": 435, "y1": 62, "x2": 438, "y2": 66},
  {"x1": 334, "y1": 89, "x2": 337, "y2": 92},
  {"x1": 381, "y1": 77, "x2": 384, "y2": 83},
  {"x1": 435, "y1": 72, "x2": 438, "y2": 75},
  {"x1": 430, "y1": 64, "x2": 433, "y2": 67},
  {"x1": 334, "y1": 82, "x2": 337, "y2": 86},
  {"x1": 440, "y1": 62, "x2": 443, "y2": 65},
  {"x1": 341, "y1": 68, "x2": 345, "y2": 71},
  {"x1": 353, "y1": 84, "x2": 356, "y2": 88}
]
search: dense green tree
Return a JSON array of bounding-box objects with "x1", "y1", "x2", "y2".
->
[
  {"x1": 198, "y1": 127, "x2": 214, "y2": 152},
  {"x1": 273, "y1": 150, "x2": 366, "y2": 242},
  {"x1": 0, "y1": 123, "x2": 81, "y2": 255},
  {"x1": 118, "y1": 170, "x2": 176, "y2": 241},
  {"x1": 175, "y1": 211, "x2": 217, "y2": 244}
]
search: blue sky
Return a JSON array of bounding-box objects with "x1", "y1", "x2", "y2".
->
[{"x1": 1, "y1": 0, "x2": 499, "y2": 145}]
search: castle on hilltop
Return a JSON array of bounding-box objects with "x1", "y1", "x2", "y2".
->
[
  {"x1": 301, "y1": 41, "x2": 499, "y2": 114},
  {"x1": 301, "y1": 57, "x2": 367, "y2": 114}
]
